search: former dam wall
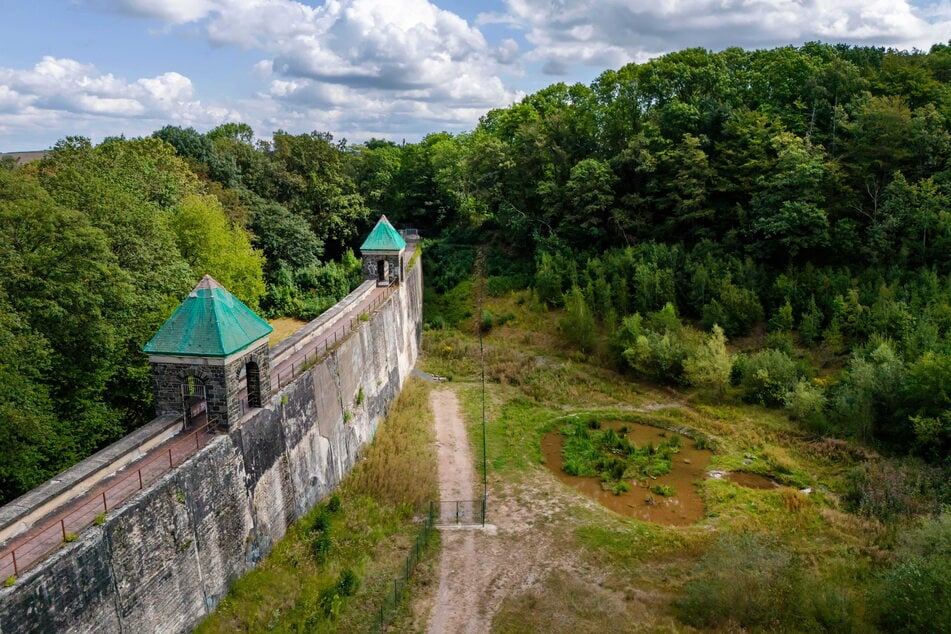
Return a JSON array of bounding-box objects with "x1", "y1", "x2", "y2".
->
[{"x1": 0, "y1": 258, "x2": 422, "y2": 634}]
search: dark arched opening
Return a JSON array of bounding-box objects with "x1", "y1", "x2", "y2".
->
[
  {"x1": 181, "y1": 375, "x2": 207, "y2": 429},
  {"x1": 246, "y1": 361, "x2": 262, "y2": 408}
]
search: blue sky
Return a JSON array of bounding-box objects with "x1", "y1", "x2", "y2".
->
[{"x1": 1, "y1": 0, "x2": 948, "y2": 151}]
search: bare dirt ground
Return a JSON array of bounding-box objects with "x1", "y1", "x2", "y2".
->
[{"x1": 419, "y1": 387, "x2": 667, "y2": 634}]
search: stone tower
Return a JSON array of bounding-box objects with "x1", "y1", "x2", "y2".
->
[
  {"x1": 360, "y1": 215, "x2": 407, "y2": 285},
  {"x1": 143, "y1": 275, "x2": 273, "y2": 429}
]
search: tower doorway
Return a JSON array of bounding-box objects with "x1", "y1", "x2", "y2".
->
[{"x1": 181, "y1": 375, "x2": 207, "y2": 429}]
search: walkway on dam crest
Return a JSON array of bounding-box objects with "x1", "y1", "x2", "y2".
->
[{"x1": 0, "y1": 272, "x2": 404, "y2": 582}]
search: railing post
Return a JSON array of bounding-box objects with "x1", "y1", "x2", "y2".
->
[
  {"x1": 195, "y1": 431, "x2": 200, "y2": 451},
  {"x1": 168, "y1": 448, "x2": 173, "y2": 468},
  {"x1": 60, "y1": 519, "x2": 66, "y2": 541},
  {"x1": 455, "y1": 500, "x2": 460, "y2": 524},
  {"x1": 102, "y1": 491, "x2": 107, "y2": 512},
  {"x1": 138, "y1": 469, "x2": 143, "y2": 490}
]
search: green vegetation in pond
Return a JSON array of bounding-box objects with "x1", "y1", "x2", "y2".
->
[{"x1": 560, "y1": 419, "x2": 681, "y2": 487}]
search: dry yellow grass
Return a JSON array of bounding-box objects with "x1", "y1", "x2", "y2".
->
[{"x1": 268, "y1": 316, "x2": 308, "y2": 346}]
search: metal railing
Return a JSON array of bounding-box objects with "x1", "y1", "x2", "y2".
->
[
  {"x1": 273, "y1": 283, "x2": 399, "y2": 390},
  {"x1": 0, "y1": 418, "x2": 219, "y2": 581}
]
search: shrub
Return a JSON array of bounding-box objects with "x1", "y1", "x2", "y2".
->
[
  {"x1": 869, "y1": 517, "x2": 951, "y2": 634},
  {"x1": 733, "y1": 349, "x2": 801, "y2": 407},
  {"x1": 676, "y1": 533, "x2": 804, "y2": 630},
  {"x1": 701, "y1": 283, "x2": 764, "y2": 337},
  {"x1": 872, "y1": 559, "x2": 951, "y2": 633},
  {"x1": 843, "y1": 459, "x2": 947, "y2": 522},
  {"x1": 559, "y1": 285, "x2": 596, "y2": 352},
  {"x1": 336, "y1": 568, "x2": 360, "y2": 597},
  {"x1": 611, "y1": 481, "x2": 630, "y2": 495},
  {"x1": 784, "y1": 379, "x2": 827, "y2": 432}
]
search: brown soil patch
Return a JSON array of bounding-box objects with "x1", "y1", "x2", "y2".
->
[
  {"x1": 420, "y1": 389, "x2": 680, "y2": 633},
  {"x1": 726, "y1": 471, "x2": 779, "y2": 490},
  {"x1": 541, "y1": 422, "x2": 712, "y2": 526}
]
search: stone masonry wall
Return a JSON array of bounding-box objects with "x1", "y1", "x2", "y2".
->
[{"x1": 0, "y1": 259, "x2": 423, "y2": 634}]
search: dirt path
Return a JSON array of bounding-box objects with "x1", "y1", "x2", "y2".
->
[
  {"x1": 414, "y1": 384, "x2": 698, "y2": 633},
  {"x1": 424, "y1": 388, "x2": 630, "y2": 634},
  {"x1": 431, "y1": 389, "x2": 476, "y2": 504},
  {"x1": 427, "y1": 388, "x2": 483, "y2": 634}
]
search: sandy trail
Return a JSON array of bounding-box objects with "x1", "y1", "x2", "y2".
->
[
  {"x1": 427, "y1": 388, "x2": 484, "y2": 634},
  {"x1": 418, "y1": 386, "x2": 686, "y2": 633},
  {"x1": 425, "y1": 388, "x2": 590, "y2": 634}
]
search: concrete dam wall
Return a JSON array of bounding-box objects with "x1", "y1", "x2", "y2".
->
[{"x1": 0, "y1": 259, "x2": 422, "y2": 634}]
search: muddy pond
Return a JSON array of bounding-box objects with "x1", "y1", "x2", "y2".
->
[{"x1": 541, "y1": 421, "x2": 713, "y2": 526}]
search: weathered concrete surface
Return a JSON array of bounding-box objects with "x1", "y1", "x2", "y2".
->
[
  {"x1": 0, "y1": 259, "x2": 422, "y2": 634},
  {"x1": 0, "y1": 414, "x2": 181, "y2": 545}
]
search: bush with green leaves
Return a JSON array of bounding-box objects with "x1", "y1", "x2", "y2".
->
[
  {"x1": 733, "y1": 349, "x2": 802, "y2": 407},
  {"x1": 869, "y1": 514, "x2": 951, "y2": 634},
  {"x1": 559, "y1": 285, "x2": 596, "y2": 352},
  {"x1": 784, "y1": 379, "x2": 828, "y2": 432},
  {"x1": 684, "y1": 324, "x2": 732, "y2": 399},
  {"x1": 616, "y1": 303, "x2": 703, "y2": 385},
  {"x1": 701, "y1": 282, "x2": 764, "y2": 337},
  {"x1": 676, "y1": 533, "x2": 805, "y2": 631}
]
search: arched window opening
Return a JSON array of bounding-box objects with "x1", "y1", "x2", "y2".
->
[{"x1": 246, "y1": 361, "x2": 262, "y2": 409}]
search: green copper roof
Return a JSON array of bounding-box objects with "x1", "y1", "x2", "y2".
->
[
  {"x1": 143, "y1": 275, "x2": 273, "y2": 357},
  {"x1": 360, "y1": 215, "x2": 406, "y2": 252}
]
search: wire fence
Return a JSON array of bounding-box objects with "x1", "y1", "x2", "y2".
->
[
  {"x1": 0, "y1": 418, "x2": 219, "y2": 581},
  {"x1": 372, "y1": 505, "x2": 437, "y2": 632},
  {"x1": 431, "y1": 498, "x2": 487, "y2": 527},
  {"x1": 371, "y1": 497, "x2": 487, "y2": 631}
]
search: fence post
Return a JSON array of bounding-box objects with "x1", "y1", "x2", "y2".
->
[
  {"x1": 195, "y1": 431, "x2": 200, "y2": 451},
  {"x1": 138, "y1": 469, "x2": 143, "y2": 490},
  {"x1": 102, "y1": 491, "x2": 107, "y2": 513},
  {"x1": 168, "y1": 448, "x2": 173, "y2": 468},
  {"x1": 12, "y1": 548, "x2": 18, "y2": 576},
  {"x1": 60, "y1": 519, "x2": 66, "y2": 541}
]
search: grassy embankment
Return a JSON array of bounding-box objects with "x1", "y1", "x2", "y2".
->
[
  {"x1": 195, "y1": 377, "x2": 438, "y2": 633},
  {"x1": 420, "y1": 288, "x2": 946, "y2": 633}
]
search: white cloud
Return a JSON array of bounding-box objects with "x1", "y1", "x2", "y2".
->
[
  {"x1": 0, "y1": 56, "x2": 238, "y2": 129},
  {"x1": 84, "y1": 0, "x2": 523, "y2": 138},
  {"x1": 96, "y1": 0, "x2": 220, "y2": 24},
  {"x1": 490, "y1": 0, "x2": 951, "y2": 74}
]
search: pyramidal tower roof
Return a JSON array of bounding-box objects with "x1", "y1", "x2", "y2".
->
[
  {"x1": 360, "y1": 215, "x2": 406, "y2": 252},
  {"x1": 143, "y1": 275, "x2": 273, "y2": 357}
]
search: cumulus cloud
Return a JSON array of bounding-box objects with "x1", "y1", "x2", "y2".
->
[
  {"x1": 84, "y1": 0, "x2": 523, "y2": 138},
  {"x1": 0, "y1": 56, "x2": 239, "y2": 132},
  {"x1": 486, "y1": 0, "x2": 951, "y2": 75}
]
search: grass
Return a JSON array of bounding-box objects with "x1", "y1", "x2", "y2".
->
[
  {"x1": 416, "y1": 289, "x2": 918, "y2": 633},
  {"x1": 268, "y1": 317, "x2": 309, "y2": 346},
  {"x1": 195, "y1": 377, "x2": 438, "y2": 633}
]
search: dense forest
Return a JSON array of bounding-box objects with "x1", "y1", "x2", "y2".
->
[{"x1": 2, "y1": 40, "x2": 949, "y2": 524}]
